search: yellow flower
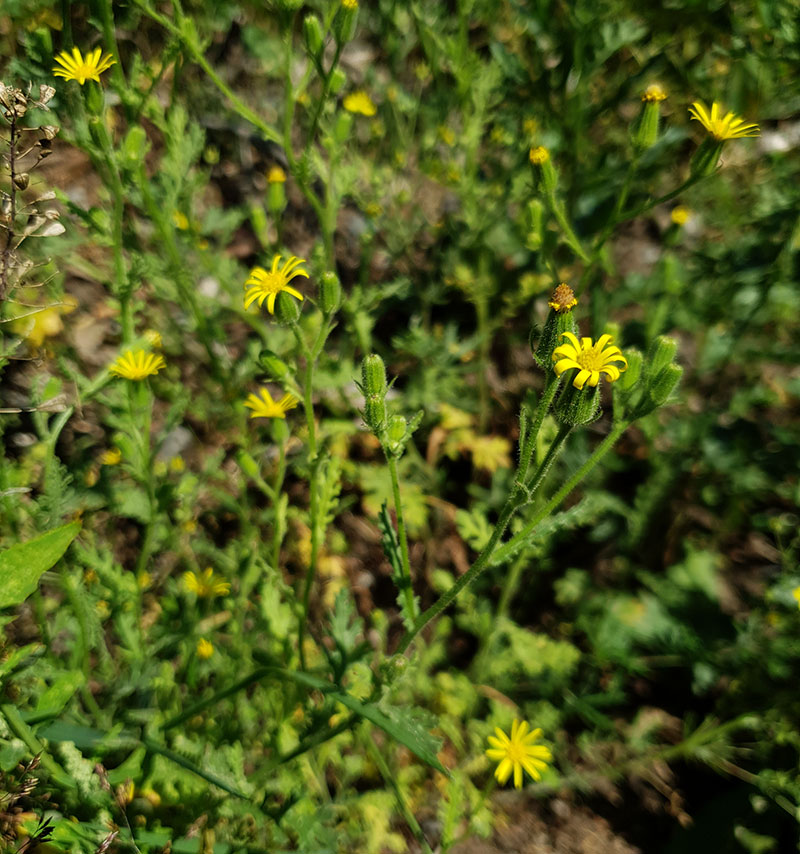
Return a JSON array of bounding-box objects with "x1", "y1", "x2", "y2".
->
[
  {"x1": 172, "y1": 211, "x2": 190, "y2": 230},
  {"x1": 343, "y1": 91, "x2": 377, "y2": 116},
  {"x1": 109, "y1": 350, "x2": 166, "y2": 381},
  {"x1": 529, "y1": 146, "x2": 549, "y2": 165},
  {"x1": 182, "y1": 568, "x2": 230, "y2": 598},
  {"x1": 10, "y1": 295, "x2": 77, "y2": 349},
  {"x1": 52, "y1": 46, "x2": 115, "y2": 85},
  {"x1": 792, "y1": 586, "x2": 800, "y2": 609},
  {"x1": 642, "y1": 83, "x2": 667, "y2": 102},
  {"x1": 100, "y1": 447, "x2": 122, "y2": 466},
  {"x1": 552, "y1": 332, "x2": 628, "y2": 390},
  {"x1": 342, "y1": 0, "x2": 358, "y2": 8},
  {"x1": 688, "y1": 101, "x2": 759, "y2": 141},
  {"x1": 244, "y1": 387, "x2": 299, "y2": 419},
  {"x1": 267, "y1": 165, "x2": 287, "y2": 183},
  {"x1": 671, "y1": 206, "x2": 691, "y2": 226},
  {"x1": 169, "y1": 456, "x2": 185, "y2": 473},
  {"x1": 485, "y1": 720, "x2": 552, "y2": 789},
  {"x1": 196, "y1": 638, "x2": 214, "y2": 659},
  {"x1": 548, "y1": 283, "x2": 578, "y2": 313},
  {"x1": 244, "y1": 255, "x2": 308, "y2": 313}
]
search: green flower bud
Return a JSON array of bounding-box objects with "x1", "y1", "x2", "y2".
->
[
  {"x1": 648, "y1": 363, "x2": 683, "y2": 406},
  {"x1": 529, "y1": 146, "x2": 558, "y2": 195},
  {"x1": 275, "y1": 290, "x2": 301, "y2": 325},
  {"x1": 361, "y1": 354, "x2": 387, "y2": 397},
  {"x1": 302, "y1": 14, "x2": 323, "y2": 58},
  {"x1": 237, "y1": 450, "x2": 260, "y2": 478},
  {"x1": 259, "y1": 349, "x2": 291, "y2": 382},
  {"x1": 334, "y1": 1, "x2": 358, "y2": 44},
  {"x1": 534, "y1": 284, "x2": 578, "y2": 372},
  {"x1": 334, "y1": 112, "x2": 353, "y2": 143},
  {"x1": 329, "y1": 67, "x2": 346, "y2": 95},
  {"x1": 120, "y1": 125, "x2": 150, "y2": 168},
  {"x1": 319, "y1": 271, "x2": 342, "y2": 315},
  {"x1": 690, "y1": 138, "x2": 724, "y2": 177},
  {"x1": 554, "y1": 381, "x2": 600, "y2": 427},
  {"x1": 632, "y1": 85, "x2": 667, "y2": 151},
  {"x1": 267, "y1": 181, "x2": 286, "y2": 216},
  {"x1": 647, "y1": 335, "x2": 678, "y2": 380},
  {"x1": 363, "y1": 395, "x2": 387, "y2": 433},
  {"x1": 387, "y1": 415, "x2": 407, "y2": 445},
  {"x1": 524, "y1": 198, "x2": 544, "y2": 251},
  {"x1": 618, "y1": 349, "x2": 642, "y2": 391}
]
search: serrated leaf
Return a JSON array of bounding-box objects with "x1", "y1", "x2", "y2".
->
[
  {"x1": 455, "y1": 508, "x2": 493, "y2": 551},
  {"x1": 0, "y1": 522, "x2": 81, "y2": 609},
  {"x1": 329, "y1": 588, "x2": 363, "y2": 654}
]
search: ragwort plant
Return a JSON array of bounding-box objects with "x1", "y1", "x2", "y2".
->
[{"x1": 1, "y1": 0, "x2": 798, "y2": 851}]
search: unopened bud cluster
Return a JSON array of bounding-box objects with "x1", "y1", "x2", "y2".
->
[{"x1": 361, "y1": 354, "x2": 388, "y2": 434}]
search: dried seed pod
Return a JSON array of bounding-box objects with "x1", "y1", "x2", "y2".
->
[
  {"x1": 40, "y1": 125, "x2": 59, "y2": 140},
  {"x1": 38, "y1": 85, "x2": 55, "y2": 106},
  {"x1": 13, "y1": 172, "x2": 29, "y2": 190}
]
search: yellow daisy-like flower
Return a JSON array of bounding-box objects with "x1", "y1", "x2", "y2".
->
[
  {"x1": 244, "y1": 387, "x2": 299, "y2": 419},
  {"x1": 671, "y1": 206, "x2": 691, "y2": 226},
  {"x1": 688, "y1": 101, "x2": 759, "y2": 141},
  {"x1": 182, "y1": 568, "x2": 230, "y2": 598},
  {"x1": 792, "y1": 586, "x2": 800, "y2": 609},
  {"x1": 548, "y1": 283, "x2": 578, "y2": 313},
  {"x1": 52, "y1": 47, "x2": 115, "y2": 85},
  {"x1": 642, "y1": 83, "x2": 667, "y2": 102},
  {"x1": 343, "y1": 91, "x2": 377, "y2": 117},
  {"x1": 244, "y1": 255, "x2": 308, "y2": 314},
  {"x1": 529, "y1": 145, "x2": 550, "y2": 165},
  {"x1": 552, "y1": 332, "x2": 628, "y2": 390},
  {"x1": 109, "y1": 350, "x2": 166, "y2": 381},
  {"x1": 196, "y1": 638, "x2": 214, "y2": 659},
  {"x1": 485, "y1": 720, "x2": 552, "y2": 789},
  {"x1": 100, "y1": 448, "x2": 122, "y2": 466}
]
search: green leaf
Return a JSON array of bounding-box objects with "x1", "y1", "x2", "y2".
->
[{"x1": 0, "y1": 522, "x2": 81, "y2": 609}]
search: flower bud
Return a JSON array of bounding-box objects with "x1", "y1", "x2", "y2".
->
[
  {"x1": 334, "y1": 112, "x2": 353, "y2": 143},
  {"x1": 361, "y1": 354, "x2": 387, "y2": 397},
  {"x1": 387, "y1": 415, "x2": 407, "y2": 445},
  {"x1": 533, "y1": 284, "x2": 578, "y2": 372},
  {"x1": 319, "y1": 271, "x2": 342, "y2": 315},
  {"x1": 275, "y1": 290, "x2": 301, "y2": 325},
  {"x1": 632, "y1": 84, "x2": 667, "y2": 151},
  {"x1": 267, "y1": 168, "x2": 287, "y2": 216},
  {"x1": 524, "y1": 198, "x2": 544, "y2": 251},
  {"x1": 259, "y1": 349, "x2": 291, "y2": 382},
  {"x1": 329, "y1": 68, "x2": 346, "y2": 95},
  {"x1": 529, "y1": 146, "x2": 557, "y2": 194},
  {"x1": 334, "y1": 0, "x2": 358, "y2": 45},
  {"x1": 237, "y1": 450, "x2": 260, "y2": 478},
  {"x1": 648, "y1": 363, "x2": 683, "y2": 406},
  {"x1": 554, "y1": 382, "x2": 600, "y2": 427},
  {"x1": 363, "y1": 396, "x2": 387, "y2": 433},
  {"x1": 647, "y1": 335, "x2": 678, "y2": 380},
  {"x1": 303, "y1": 14, "x2": 324, "y2": 58},
  {"x1": 617, "y1": 348, "x2": 642, "y2": 391},
  {"x1": 690, "y1": 138, "x2": 724, "y2": 177}
]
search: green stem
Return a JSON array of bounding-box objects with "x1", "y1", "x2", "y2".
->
[
  {"x1": 523, "y1": 423, "x2": 572, "y2": 498},
  {"x1": 475, "y1": 294, "x2": 490, "y2": 432},
  {"x1": 387, "y1": 454, "x2": 417, "y2": 621},
  {"x1": 0, "y1": 704, "x2": 75, "y2": 789},
  {"x1": 548, "y1": 191, "x2": 590, "y2": 263},
  {"x1": 517, "y1": 379, "x2": 560, "y2": 483},
  {"x1": 493, "y1": 420, "x2": 629, "y2": 565},
  {"x1": 365, "y1": 736, "x2": 434, "y2": 854}
]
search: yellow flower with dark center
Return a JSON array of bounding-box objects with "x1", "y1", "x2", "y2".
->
[
  {"x1": 688, "y1": 101, "x2": 759, "y2": 141},
  {"x1": 244, "y1": 255, "x2": 308, "y2": 313},
  {"x1": 267, "y1": 165, "x2": 287, "y2": 183},
  {"x1": 642, "y1": 84, "x2": 667, "y2": 102},
  {"x1": 485, "y1": 720, "x2": 552, "y2": 789},
  {"x1": 52, "y1": 47, "x2": 115, "y2": 85},
  {"x1": 548, "y1": 283, "x2": 578, "y2": 313},
  {"x1": 343, "y1": 91, "x2": 377, "y2": 116},
  {"x1": 109, "y1": 350, "x2": 166, "y2": 381},
  {"x1": 196, "y1": 638, "x2": 214, "y2": 659},
  {"x1": 182, "y1": 568, "x2": 230, "y2": 598},
  {"x1": 529, "y1": 146, "x2": 549, "y2": 165},
  {"x1": 244, "y1": 387, "x2": 299, "y2": 419},
  {"x1": 552, "y1": 332, "x2": 628, "y2": 389}
]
